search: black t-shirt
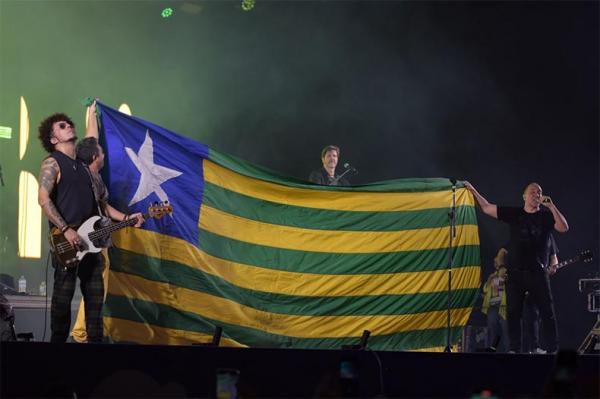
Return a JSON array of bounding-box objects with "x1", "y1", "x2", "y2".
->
[
  {"x1": 308, "y1": 168, "x2": 350, "y2": 186},
  {"x1": 497, "y1": 206, "x2": 555, "y2": 271}
]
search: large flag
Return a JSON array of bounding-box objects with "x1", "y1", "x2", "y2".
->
[{"x1": 97, "y1": 102, "x2": 481, "y2": 351}]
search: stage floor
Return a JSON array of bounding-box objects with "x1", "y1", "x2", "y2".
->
[{"x1": 1, "y1": 342, "x2": 598, "y2": 398}]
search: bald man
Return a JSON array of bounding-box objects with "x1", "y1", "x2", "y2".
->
[{"x1": 465, "y1": 182, "x2": 568, "y2": 353}]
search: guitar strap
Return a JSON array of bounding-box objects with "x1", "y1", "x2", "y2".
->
[{"x1": 82, "y1": 164, "x2": 105, "y2": 218}]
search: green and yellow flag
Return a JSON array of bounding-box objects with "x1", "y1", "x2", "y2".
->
[{"x1": 98, "y1": 103, "x2": 481, "y2": 351}]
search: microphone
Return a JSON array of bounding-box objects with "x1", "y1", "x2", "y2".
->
[
  {"x1": 343, "y1": 163, "x2": 358, "y2": 174},
  {"x1": 330, "y1": 163, "x2": 357, "y2": 185}
]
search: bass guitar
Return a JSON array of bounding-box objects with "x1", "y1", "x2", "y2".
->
[
  {"x1": 49, "y1": 202, "x2": 173, "y2": 268},
  {"x1": 549, "y1": 249, "x2": 593, "y2": 274}
]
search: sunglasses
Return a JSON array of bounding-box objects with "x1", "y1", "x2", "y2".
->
[{"x1": 56, "y1": 122, "x2": 72, "y2": 130}]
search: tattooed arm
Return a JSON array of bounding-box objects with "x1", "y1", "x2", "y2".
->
[{"x1": 38, "y1": 157, "x2": 80, "y2": 246}]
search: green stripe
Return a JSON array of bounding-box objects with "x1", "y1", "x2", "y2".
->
[
  {"x1": 208, "y1": 149, "x2": 464, "y2": 192},
  {"x1": 109, "y1": 248, "x2": 479, "y2": 316},
  {"x1": 105, "y1": 295, "x2": 465, "y2": 350},
  {"x1": 203, "y1": 181, "x2": 477, "y2": 231},
  {"x1": 198, "y1": 228, "x2": 480, "y2": 274}
]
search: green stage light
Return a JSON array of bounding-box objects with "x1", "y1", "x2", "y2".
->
[
  {"x1": 161, "y1": 7, "x2": 174, "y2": 18},
  {"x1": 241, "y1": 0, "x2": 255, "y2": 11},
  {"x1": 0, "y1": 126, "x2": 12, "y2": 139}
]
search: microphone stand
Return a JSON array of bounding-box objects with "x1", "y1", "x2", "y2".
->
[
  {"x1": 444, "y1": 178, "x2": 457, "y2": 353},
  {"x1": 330, "y1": 167, "x2": 356, "y2": 185}
]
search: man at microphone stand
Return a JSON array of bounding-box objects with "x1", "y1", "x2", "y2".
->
[{"x1": 308, "y1": 145, "x2": 352, "y2": 186}]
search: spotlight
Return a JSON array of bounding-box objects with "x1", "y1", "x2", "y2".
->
[
  {"x1": 241, "y1": 0, "x2": 255, "y2": 11},
  {"x1": 161, "y1": 7, "x2": 174, "y2": 18},
  {"x1": 0, "y1": 126, "x2": 12, "y2": 139}
]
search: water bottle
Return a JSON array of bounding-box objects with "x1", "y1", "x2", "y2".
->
[
  {"x1": 18, "y1": 275, "x2": 26, "y2": 293},
  {"x1": 39, "y1": 281, "x2": 47, "y2": 297}
]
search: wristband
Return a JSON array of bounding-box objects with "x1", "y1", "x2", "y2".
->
[{"x1": 60, "y1": 225, "x2": 70, "y2": 233}]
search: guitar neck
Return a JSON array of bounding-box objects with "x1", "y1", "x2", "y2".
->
[
  {"x1": 89, "y1": 212, "x2": 150, "y2": 241},
  {"x1": 556, "y1": 256, "x2": 579, "y2": 270}
]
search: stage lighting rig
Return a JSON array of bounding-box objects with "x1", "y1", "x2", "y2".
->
[
  {"x1": 579, "y1": 276, "x2": 600, "y2": 313},
  {"x1": 578, "y1": 274, "x2": 600, "y2": 353}
]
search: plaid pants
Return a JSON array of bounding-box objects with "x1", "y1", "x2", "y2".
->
[{"x1": 51, "y1": 252, "x2": 104, "y2": 343}]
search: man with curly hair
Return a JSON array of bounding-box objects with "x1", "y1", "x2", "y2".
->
[{"x1": 37, "y1": 101, "x2": 142, "y2": 343}]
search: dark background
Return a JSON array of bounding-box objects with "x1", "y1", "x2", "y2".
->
[{"x1": 0, "y1": 1, "x2": 597, "y2": 349}]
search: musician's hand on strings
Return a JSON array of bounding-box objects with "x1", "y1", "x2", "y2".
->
[
  {"x1": 129, "y1": 212, "x2": 145, "y2": 228},
  {"x1": 64, "y1": 228, "x2": 82, "y2": 248}
]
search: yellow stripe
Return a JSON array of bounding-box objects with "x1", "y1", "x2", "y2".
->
[
  {"x1": 114, "y1": 228, "x2": 481, "y2": 297},
  {"x1": 108, "y1": 271, "x2": 473, "y2": 338},
  {"x1": 199, "y1": 204, "x2": 479, "y2": 253},
  {"x1": 104, "y1": 316, "x2": 245, "y2": 347},
  {"x1": 409, "y1": 345, "x2": 460, "y2": 353},
  {"x1": 204, "y1": 160, "x2": 475, "y2": 212}
]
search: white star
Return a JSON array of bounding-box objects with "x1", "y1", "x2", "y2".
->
[{"x1": 125, "y1": 130, "x2": 182, "y2": 206}]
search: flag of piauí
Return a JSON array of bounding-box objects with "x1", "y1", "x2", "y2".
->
[{"x1": 98, "y1": 102, "x2": 481, "y2": 351}]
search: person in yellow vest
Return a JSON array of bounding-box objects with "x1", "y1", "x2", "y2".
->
[{"x1": 481, "y1": 248, "x2": 509, "y2": 352}]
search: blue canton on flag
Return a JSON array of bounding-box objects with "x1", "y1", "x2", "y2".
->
[{"x1": 98, "y1": 102, "x2": 208, "y2": 245}]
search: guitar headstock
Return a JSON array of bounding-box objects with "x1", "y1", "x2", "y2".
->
[
  {"x1": 580, "y1": 249, "x2": 593, "y2": 263},
  {"x1": 147, "y1": 201, "x2": 173, "y2": 219}
]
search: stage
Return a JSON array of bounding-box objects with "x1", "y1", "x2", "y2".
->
[{"x1": 1, "y1": 342, "x2": 598, "y2": 398}]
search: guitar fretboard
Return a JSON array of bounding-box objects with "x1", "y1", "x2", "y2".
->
[
  {"x1": 88, "y1": 212, "x2": 150, "y2": 241},
  {"x1": 555, "y1": 251, "x2": 592, "y2": 270},
  {"x1": 556, "y1": 257, "x2": 578, "y2": 270}
]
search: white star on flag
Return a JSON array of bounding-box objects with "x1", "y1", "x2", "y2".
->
[{"x1": 125, "y1": 130, "x2": 182, "y2": 206}]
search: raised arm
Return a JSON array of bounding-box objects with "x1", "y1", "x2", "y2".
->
[
  {"x1": 38, "y1": 157, "x2": 80, "y2": 245},
  {"x1": 541, "y1": 196, "x2": 569, "y2": 233},
  {"x1": 464, "y1": 181, "x2": 498, "y2": 219},
  {"x1": 85, "y1": 99, "x2": 99, "y2": 139}
]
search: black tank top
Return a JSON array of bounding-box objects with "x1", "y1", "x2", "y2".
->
[{"x1": 49, "y1": 151, "x2": 97, "y2": 228}]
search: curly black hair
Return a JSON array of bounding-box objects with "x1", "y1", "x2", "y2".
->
[{"x1": 38, "y1": 113, "x2": 75, "y2": 153}]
